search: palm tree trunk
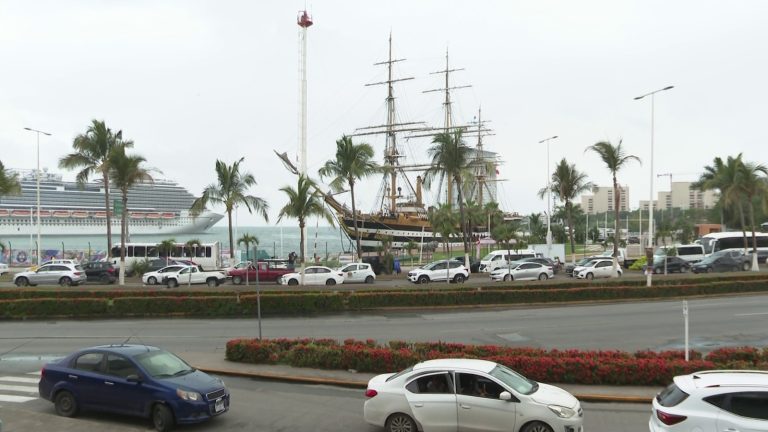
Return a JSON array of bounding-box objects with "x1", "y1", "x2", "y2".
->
[
  {"x1": 103, "y1": 169, "x2": 113, "y2": 258},
  {"x1": 612, "y1": 176, "x2": 620, "y2": 277},
  {"x1": 299, "y1": 219, "x2": 306, "y2": 264},
  {"x1": 119, "y1": 193, "x2": 128, "y2": 286},
  {"x1": 227, "y1": 209, "x2": 234, "y2": 263},
  {"x1": 455, "y1": 177, "x2": 470, "y2": 267},
  {"x1": 350, "y1": 180, "x2": 362, "y2": 260},
  {"x1": 749, "y1": 198, "x2": 759, "y2": 271},
  {"x1": 738, "y1": 201, "x2": 748, "y2": 251},
  {"x1": 566, "y1": 201, "x2": 576, "y2": 264}
]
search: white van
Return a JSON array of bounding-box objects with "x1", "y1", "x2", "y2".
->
[
  {"x1": 655, "y1": 244, "x2": 706, "y2": 263},
  {"x1": 479, "y1": 249, "x2": 540, "y2": 272}
]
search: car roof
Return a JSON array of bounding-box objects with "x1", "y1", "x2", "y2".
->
[
  {"x1": 676, "y1": 370, "x2": 768, "y2": 392},
  {"x1": 84, "y1": 344, "x2": 162, "y2": 356},
  {"x1": 413, "y1": 358, "x2": 497, "y2": 373}
]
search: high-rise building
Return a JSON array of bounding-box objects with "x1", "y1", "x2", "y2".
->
[{"x1": 580, "y1": 186, "x2": 630, "y2": 215}]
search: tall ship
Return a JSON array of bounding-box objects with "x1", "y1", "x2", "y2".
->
[
  {"x1": 280, "y1": 35, "x2": 517, "y2": 252},
  {"x1": 0, "y1": 169, "x2": 223, "y2": 236}
]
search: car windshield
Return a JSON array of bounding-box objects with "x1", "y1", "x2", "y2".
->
[
  {"x1": 489, "y1": 364, "x2": 537, "y2": 395},
  {"x1": 481, "y1": 253, "x2": 498, "y2": 262},
  {"x1": 423, "y1": 261, "x2": 448, "y2": 270},
  {"x1": 134, "y1": 350, "x2": 195, "y2": 378}
]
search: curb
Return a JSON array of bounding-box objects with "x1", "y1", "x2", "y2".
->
[{"x1": 196, "y1": 366, "x2": 652, "y2": 404}]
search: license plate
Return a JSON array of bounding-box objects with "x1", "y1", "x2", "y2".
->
[{"x1": 214, "y1": 398, "x2": 225, "y2": 413}]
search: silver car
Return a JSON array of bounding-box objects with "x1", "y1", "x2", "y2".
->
[
  {"x1": 13, "y1": 263, "x2": 86, "y2": 287},
  {"x1": 490, "y1": 262, "x2": 554, "y2": 282}
]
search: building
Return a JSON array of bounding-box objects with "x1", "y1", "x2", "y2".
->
[
  {"x1": 580, "y1": 186, "x2": 630, "y2": 215},
  {"x1": 640, "y1": 182, "x2": 718, "y2": 211}
]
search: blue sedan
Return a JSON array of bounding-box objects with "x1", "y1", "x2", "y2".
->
[{"x1": 38, "y1": 344, "x2": 230, "y2": 431}]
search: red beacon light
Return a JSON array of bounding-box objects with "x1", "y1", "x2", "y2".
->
[{"x1": 297, "y1": 10, "x2": 313, "y2": 28}]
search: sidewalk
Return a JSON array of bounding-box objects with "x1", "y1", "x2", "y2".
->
[{"x1": 183, "y1": 351, "x2": 661, "y2": 404}]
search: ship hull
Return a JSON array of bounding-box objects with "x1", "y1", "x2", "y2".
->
[{"x1": 340, "y1": 214, "x2": 445, "y2": 251}]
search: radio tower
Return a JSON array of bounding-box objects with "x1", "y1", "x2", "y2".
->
[{"x1": 297, "y1": 10, "x2": 312, "y2": 269}]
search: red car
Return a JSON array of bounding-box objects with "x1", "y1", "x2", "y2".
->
[{"x1": 228, "y1": 261, "x2": 292, "y2": 284}]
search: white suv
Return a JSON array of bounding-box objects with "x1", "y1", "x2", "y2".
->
[
  {"x1": 574, "y1": 258, "x2": 622, "y2": 279},
  {"x1": 408, "y1": 260, "x2": 469, "y2": 284},
  {"x1": 650, "y1": 370, "x2": 768, "y2": 431}
]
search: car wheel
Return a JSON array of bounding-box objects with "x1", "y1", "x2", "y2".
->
[
  {"x1": 365, "y1": 275, "x2": 374, "y2": 284},
  {"x1": 681, "y1": 266, "x2": 689, "y2": 273},
  {"x1": 15, "y1": 277, "x2": 29, "y2": 287},
  {"x1": 521, "y1": 421, "x2": 554, "y2": 432},
  {"x1": 232, "y1": 276, "x2": 243, "y2": 285},
  {"x1": 147, "y1": 276, "x2": 157, "y2": 285},
  {"x1": 453, "y1": 274, "x2": 466, "y2": 283},
  {"x1": 100, "y1": 274, "x2": 111, "y2": 284},
  {"x1": 386, "y1": 413, "x2": 416, "y2": 432},
  {"x1": 706, "y1": 267, "x2": 713, "y2": 273},
  {"x1": 167, "y1": 279, "x2": 178, "y2": 288},
  {"x1": 653, "y1": 267, "x2": 660, "y2": 274},
  {"x1": 54, "y1": 390, "x2": 78, "y2": 417},
  {"x1": 152, "y1": 403, "x2": 174, "y2": 432},
  {"x1": 585, "y1": 272, "x2": 594, "y2": 280},
  {"x1": 59, "y1": 277, "x2": 73, "y2": 287},
  {"x1": 538, "y1": 273, "x2": 548, "y2": 280},
  {"x1": 326, "y1": 279, "x2": 336, "y2": 286},
  {"x1": 417, "y1": 275, "x2": 429, "y2": 284},
  {"x1": 288, "y1": 278, "x2": 298, "y2": 286},
  {"x1": 742, "y1": 261, "x2": 751, "y2": 271},
  {"x1": 207, "y1": 278, "x2": 218, "y2": 287}
]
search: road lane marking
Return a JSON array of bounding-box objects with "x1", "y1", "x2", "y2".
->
[
  {"x1": 0, "y1": 383, "x2": 38, "y2": 393},
  {"x1": 0, "y1": 376, "x2": 39, "y2": 383},
  {"x1": 734, "y1": 312, "x2": 768, "y2": 317},
  {"x1": 0, "y1": 394, "x2": 36, "y2": 403}
]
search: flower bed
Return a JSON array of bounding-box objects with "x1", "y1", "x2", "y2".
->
[{"x1": 226, "y1": 338, "x2": 768, "y2": 386}]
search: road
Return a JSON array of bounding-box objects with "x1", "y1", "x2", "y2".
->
[{"x1": 2, "y1": 375, "x2": 649, "y2": 432}]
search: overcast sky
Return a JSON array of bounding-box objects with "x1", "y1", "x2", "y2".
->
[{"x1": 2, "y1": 0, "x2": 766, "y2": 226}]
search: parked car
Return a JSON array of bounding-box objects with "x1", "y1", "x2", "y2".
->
[
  {"x1": 519, "y1": 257, "x2": 561, "y2": 274},
  {"x1": 490, "y1": 261, "x2": 553, "y2": 282},
  {"x1": 655, "y1": 244, "x2": 706, "y2": 264},
  {"x1": 574, "y1": 258, "x2": 622, "y2": 280},
  {"x1": 650, "y1": 370, "x2": 768, "y2": 432},
  {"x1": 479, "y1": 250, "x2": 538, "y2": 273},
  {"x1": 14, "y1": 263, "x2": 86, "y2": 287},
  {"x1": 451, "y1": 256, "x2": 481, "y2": 273},
  {"x1": 142, "y1": 265, "x2": 187, "y2": 285},
  {"x1": 337, "y1": 262, "x2": 376, "y2": 284},
  {"x1": 124, "y1": 259, "x2": 183, "y2": 277},
  {"x1": 407, "y1": 260, "x2": 469, "y2": 284},
  {"x1": 364, "y1": 358, "x2": 583, "y2": 432},
  {"x1": 228, "y1": 261, "x2": 293, "y2": 284},
  {"x1": 277, "y1": 266, "x2": 345, "y2": 286},
  {"x1": 691, "y1": 252, "x2": 744, "y2": 274},
  {"x1": 644, "y1": 256, "x2": 691, "y2": 274},
  {"x1": 38, "y1": 344, "x2": 230, "y2": 431},
  {"x1": 164, "y1": 266, "x2": 226, "y2": 288},
  {"x1": 0, "y1": 263, "x2": 8, "y2": 276},
  {"x1": 221, "y1": 260, "x2": 252, "y2": 276},
  {"x1": 81, "y1": 261, "x2": 117, "y2": 284},
  {"x1": 565, "y1": 256, "x2": 601, "y2": 277}
]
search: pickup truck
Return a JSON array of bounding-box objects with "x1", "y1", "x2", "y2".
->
[
  {"x1": 165, "y1": 266, "x2": 226, "y2": 288},
  {"x1": 228, "y1": 261, "x2": 292, "y2": 285}
]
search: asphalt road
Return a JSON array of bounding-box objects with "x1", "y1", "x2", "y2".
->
[{"x1": 2, "y1": 376, "x2": 650, "y2": 432}]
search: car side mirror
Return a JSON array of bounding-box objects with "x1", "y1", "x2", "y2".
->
[
  {"x1": 499, "y1": 391, "x2": 513, "y2": 401},
  {"x1": 126, "y1": 374, "x2": 142, "y2": 383}
]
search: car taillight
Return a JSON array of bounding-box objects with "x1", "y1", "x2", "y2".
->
[
  {"x1": 657, "y1": 410, "x2": 686, "y2": 426},
  {"x1": 40, "y1": 367, "x2": 46, "y2": 378},
  {"x1": 365, "y1": 389, "x2": 377, "y2": 398},
  {"x1": 74, "y1": 272, "x2": 83, "y2": 276},
  {"x1": 107, "y1": 267, "x2": 114, "y2": 273}
]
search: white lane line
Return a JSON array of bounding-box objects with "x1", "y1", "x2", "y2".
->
[
  {"x1": 27, "y1": 371, "x2": 41, "y2": 376},
  {"x1": 734, "y1": 312, "x2": 768, "y2": 317},
  {"x1": 0, "y1": 384, "x2": 38, "y2": 393},
  {"x1": 0, "y1": 394, "x2": 36, "y2": 403},
  {"x1": 0, "y1": 376, "x2": 39, "y2": 384}
]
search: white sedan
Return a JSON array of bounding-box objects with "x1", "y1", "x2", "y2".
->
[
  {"x1": 337, "y1": 263, "x2": 376, "y2": 284},
  {"x1": 142, "y1": 264, "x2": 187, "y2": 285},
  {"x1": 574, "y1": 258, "x2": 622, "y2": 279},
  {"x1": 278, "y1": 266, "x2": 345, "y2": 286},
  {"x1": 490, "y1": 262, "x2": 553, "y2": 282},
  {"x1": 364, "y1": 358, "x2": 583, "y2": 432}
]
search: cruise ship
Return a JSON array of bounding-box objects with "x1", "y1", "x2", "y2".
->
[{"x1": 0, "y1": 169, "x2": 223, "y2": 236}]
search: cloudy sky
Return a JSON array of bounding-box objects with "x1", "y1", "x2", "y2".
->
[{"x1": 2, "y1": 0, "x2": 766, "y2": 226}]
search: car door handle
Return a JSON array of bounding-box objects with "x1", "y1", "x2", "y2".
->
[
  {"x1": 460, "y1": 404, "x2": 471, "y2": 409},
  {"x1": 104, "y1": 381, "x2": 114, "y2": 386},
  {"x1": 414, "y1": 403, "x2": 424, "y2": 408},
  {"x1": 723, "y1": 429, "x2": 739, "y2": 432},
  {"x1": 67, "y1": 374, "x2": 78, "y2": 379}
]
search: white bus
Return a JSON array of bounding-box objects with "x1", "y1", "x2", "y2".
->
[
  {"x1": 108, "y1": 242, "x2": 221, "y2": 270},
  {"x1": 696, "y1": 232, "x2": 768, "y2": 262}
]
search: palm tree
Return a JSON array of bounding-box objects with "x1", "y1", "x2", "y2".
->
[
  {"x1": 526, "y1": 213, "x2": 547, "y2": 244},
  {"x1": 424, "y1": 129, "x2": 472, "y2": 266},
  {"x1": 158, "y1": 238, "x2": 177, "y2": 265},
  {"x1": 694, "y1": 155, "x2": 748, "y2": 249},
  {"x1": 276, "y1": 174, "x2": 334, "y2": 265},
  {"x1": 191, "y1": 158, "x2": 269, "y2": 262},
  {"x1": 0, "y1": 161, "x2": 21, "y2": 197},
  {"x1": 318, "y1": 136, "x2": 379, "y2": 260},
  {"x1": 586, "y1": 140, "x2": 640, "y2": 276},
  {"x1": 735, "y1": 160, "x2": 768, "y2": 270},
  {"x1": 428, "y1": 204, "x2": 460, "y2": 253},
  {"x1": 238, "y1": 233, "x2": 259, "y2": 262},
  {"x1": 59, "y1": 120, "x2": 133, "y2": 257},
  {"x1": 491, "y1": 221, "x2": 519, "y2": 277},
  {"x1": 184, "y1": 239, "x2": 202, "y2": 261},
  {"x1": 109, "y1": 148, "x2": 154, "y2": 285},
  {"x1": 538, "y1": 159, "x2": 593, "y2": 264}
]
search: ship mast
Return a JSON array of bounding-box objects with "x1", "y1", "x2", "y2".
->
[{"x1": 297, "y1": 10, "x2": 312, "y2": 265}]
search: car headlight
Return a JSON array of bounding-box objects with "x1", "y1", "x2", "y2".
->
[
  {"x1": 548, "y1": 404, "x2": 576, "y2": 418},
  {"x1": 177, "y1": 388, "x2": 202, "y2": 401}
]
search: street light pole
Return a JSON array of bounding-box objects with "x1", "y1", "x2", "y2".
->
[
  {"x1": 538, "y1": 136, "x2": 558, "y2": 258},
  {"x1": 23, "y1": 127, "x2": 51, "y2": 266},
  {"x1": 634, "y1": 86, "x2": 674, "y2": 287}
]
